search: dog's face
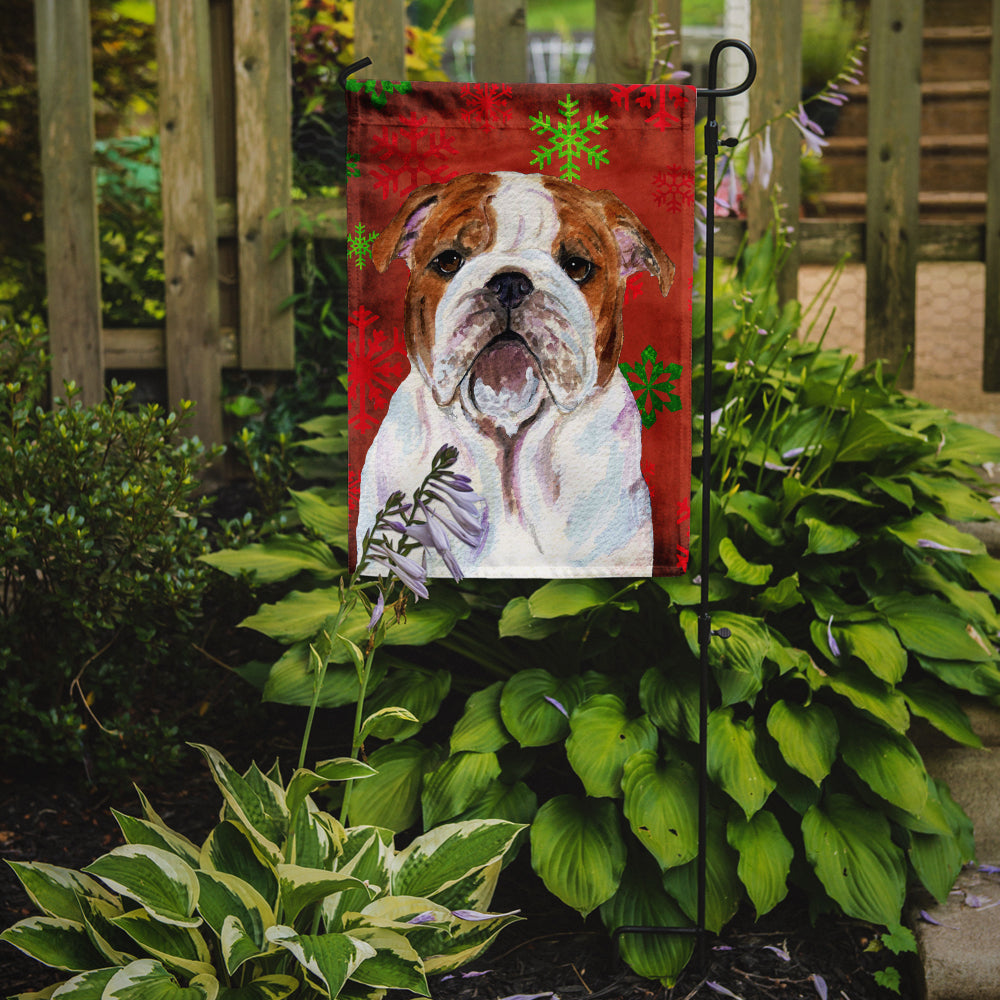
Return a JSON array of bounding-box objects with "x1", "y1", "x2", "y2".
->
[{"x1": 373, "y1": 171, "x2": 674, "y2": 436}]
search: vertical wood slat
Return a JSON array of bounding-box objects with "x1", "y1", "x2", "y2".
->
[
  {"x1": 747, "y1": 0, "x2": 801, "y2": 304},
  {"x1": 864, "y1": 0, "x2": 923, "y2": 390},
  {"x1": 594, "y1": 0, "x2": 650, "y2": 84},
  {"x1": 157, "y1": 0, "x2": 223, "y2": 445},
  {"x1": 983, "y1": 0, "x2": 1000, "y2": 390},
  {"x1": 34, "y1": 0, "x2": 103, "y2": 405},
  {"x1": 656, "y1": 0, "x2": 683, "y2": 78},
  {"x1": 354, "y1": 0, "x2": 406, "y2": 80},
  {"x1": 474, "y1": 0, "x2": 527, "y2": 82},
  {"x1": 233, "y1": 0, "x2": 294, "y2": 369}
]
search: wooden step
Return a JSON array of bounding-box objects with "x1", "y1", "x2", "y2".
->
[
  {"x1": 921, "y1": 0, "x2": 992, "y2": 28},
  {"x1": 813, "y1": 190, "x2": 987, "y2": 222},
  {"x1": 922, "y1": 25, "x2": 993, "y2": 83}
]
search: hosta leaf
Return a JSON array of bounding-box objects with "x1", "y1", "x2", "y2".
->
[
  {"x1": 499, "y1": 670, "x2": 585, "y2": 747},
  {"x1": 802, "y1": 793, "x2": 906, "y2": 926},
  {"x1": 755, "y1": 573, "x2": 804, "y2": 614},
  {"x1": 260, "y1": 643, "x2": 387, "y2": 709},
  {"x1": 833, "y1": 621, "x2": 907, "y2": 684},
  {"x1": 885, "y1": 512, "x2": 985, "y2": 557},
  {"x1": 421, "y1": 751, "x2": 502, "y2": 828},
  {"x1": 910, "y1": 562, "x2": 1000, "y2": 633},
  {"x1": 566, "y1": 695, "x2": 658, "y2": 798},
  {"x1": 724, "y1": 490, "x2": 784, "y2": 545},
  {"x1": 200, "y1": 822, "x2": 278, "y2": 910},
  {"x1": 103, "y1": 959, "x2": 218, "y2": 1000},
  {"x1": 718, "y1": 537, "x2": 772, "y2": 586},
  {"x1": 621, "y1": 751, "x2": 699, "y2": 870},
  {"x1": 661, "y1": 810, "x2": 741, "y2": 933},
  {"x1": 83, "y1": 846, "x2": 200, "y2": 928},
  {"x1": 916, "y1": 655, "x2": 1000, "y2": 697},
  {"x1": 285, "y1": 759, "x2": 375, "y2": 823},
  {"x1": 707, "y1": 708, "x2": 776, "y2": 818},
  {"x1": 46, "y1": 967, "x2": 118, "y2": 998},
  {"x1": 5, "y1": 862, "x2": 118, "y2": 923},
  {"x1": 497, "y1": 597, "x2": 564, "y2": 639},
  {"x1": 681, "y1": 611, "x2": 770, "y2": 706},
  {"x1": 727, "y1": 811, "x2": 793, "y2": 917},
  {"x1": 265, "y1": 926, "x2": 375, "y2": 997},
  {"x1": 526, "y1": 579, "x2": 616, "y2": 618},
  {"x1": 346, "y1": 926, "x2": 428, "y2": 994},
  {"x1": 530, "y1": 795, "x2": 626, "y2": 917},
  {"x1": 874, "y1": 594, "x2": 995, "y2": 662},
  {"x1": 288, "y1": 488, "x2": 350, "y2": 545},
  {"x1": 803, "y1": 517, "x2": 858, "y2": 556},
  {"x1": 639, "y1": 664, "x2": 699, "y2": 743},
  {"x1": 422, "y1": 906, "x2": 522, "y2": 974},
  {"x1": 453, "y1": 779, "x2": 538, "y2": 827},
  {"x1": 599, "y1": 853, "x2": 694, "y2": 987},
  {"x1": 807, "y1": 660, "x2": 910, "y2": 732},
  {"x1": 200, "y1": 535, "x2": 342, "y2": 584},
  {"x1": 360, "y1": 706, "x2": 421, "y2": 742},
  {"x1": 112, "y1": 812, "x2": 201, "y2": 868},
  {"x1": 909, "y1": 828, "x2": 965, "y2": 905},
  {"x1": 835, "y1": 410, "x2": 927, "y2": 463},
  {"x1": 111, "y1": 909, "x2": 214, "y2": 978},
  {"x1": 195, "y1": 871, "x2": 273, "y2": 973},
  {"x1": 0, "y1": 917, "x2": 107, "y2": 971},
  {"x1": 450, "y1": 682, "x2": 511, "y2": 754},
  {"x1": 216, "y1": 976, "x2": 299, "y2": 1000},
  {"x1": 347, "y1": 740, "x2": 442, "y2": 832},
  {"x1": 322, "y1": 830, "x2": 393, "y2": 931},
  {"x1": 362, "y1": 667, "x2": 451, "y2": 740},
  {"x1": 935, "y1": 421, "x2": 1000, "y2": 465},
  {"x1": 906, "y1": 472, "x2": 998, "y2": 522},
  {"x1": 393, "y1": 820, "x2": 524, "y2": 900},
  {"x1": 765, "y1": 700, "x2": 838, "y2": 786},
  {"x1": 901, "y1": 680, "x2": 982, "y2": 748},
  {"x1": 967, "y1": 553, "x2": 1000, "y2": 597},
  {"x1": 838, "y1": 718, "x2": 929, "y2": 816},
  {"x1": 276, "y1": 865, "x2": 374, "y2": 925}
]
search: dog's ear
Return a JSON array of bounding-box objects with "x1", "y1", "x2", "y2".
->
[
  {"x1": 601, "y1": 196, "x2": 675, "y2": 298},
  {"x1": 372, "y1": 186, "x2": 441, "y2": 272}
]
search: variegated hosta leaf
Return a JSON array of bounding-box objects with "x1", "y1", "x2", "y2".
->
[
  {"x1": 450, "y1": 681, "x2": 511, "y2": 754},
  {"x1": 421, "y1": 859, "x2": 501, "y2": 916},
  {"x1": 45, "y1": 966, "x2": 118, "y2": 997},
  {"x1": 802, "y1": 793, "x2": 906, "y2": 926},
  {"x1": 102, "y1": 958, "x2": 218, "y2": 999},
  {"x1": 706, "y1": 707, "x2": 776, "y2": 819},
  {"x1": 323, "y1": 829, "x2": 393, "y2": 931},
  {"x1": 110, "y1": 908, "x2": 214, "y2": 979},
  {"x1": 83, "y1": 845, "x2": 200, "y2": 928},
  {"x1": 200, "y1": 822, "x2": 278, "y2": 910},
  {"x1": 362, "y1": 666, "x2": 452, "y2": 741},
  {"x1": 838, "y1": 718, "x2": 929, "y2": 817},
  {"x1": 765, "y1": 700, "x2": 838, "y2": 786},
  {"x1": 195, "y1": 871, "x2": 274, "y2": 974},
  {"x1": 214, "y1": 975, "x2": 300, "y2": 1000},
  {"x1": 420, "y1": 906, "x2": 522, "y2": 975},
  {"x1": 347, "y1": 740, "x2": 442, "y2": 832},
  {"x1": 565, "y1": 695, "x2": 658, "y2": 798},
  {"x1": 4, "y1": 861, "x2": 118, "y2": 922},
  {"x1": 499, "y1": 669, "x2": 585, "y2": 747},
  {"x1": 727, "y1": 810, "x2": 793, "y2": 917},
  {"x1": 599, "y1": 854, "x2": 694, "y2": 987},
  {"x1": 391, "y1": 820, "x2": 524, "y2": 901},
  {"x1": 529, "y1": 795, "x2": 626, "y2": 917},
  {"x1": 421, "y1": 752, "x2": 502, "y2": 829},
  {"x1": 285, "y1": 760, "x2": 375, "y2": 823},
  {"x1": 112, "y1": 810, "x2": 201, "y2": 868},
  {"x1": 277, "y1": 864, "x2": 376, "y2": 925},
  {"x1": 191, "y1": 745, "x2": 288, "y2": 863},
  {"x1": 621, "y1": 751, "x2": 699, "y2": 871},
  {"x1": 345, "y1": 926, "x2": 429, "y2": 995},
  {"x1": 288, "y1": 801, "x2": 343, "y2": 870},
  {"x1": 77, "y1": 894, "x2": 136, "y2": 966},
  {"x1": 265, "y1": 926, "x2": 375, "y2": 998},
  {"x1": 0, "y1": 916, "x2": 107, "y2": 972}
]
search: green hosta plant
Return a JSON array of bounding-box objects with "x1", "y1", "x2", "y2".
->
[{"x1": 1, "y1": 743, "x2": 523, "y2": 999}]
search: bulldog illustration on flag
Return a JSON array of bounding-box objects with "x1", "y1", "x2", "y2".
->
[{"x1": 347, "y1": 82, "x2": 695, "y2": 578}]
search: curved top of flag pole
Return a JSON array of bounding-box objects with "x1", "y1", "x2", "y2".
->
[
  {"x1": 337, "y1": 57, "x2": 373, "y2": 91},
  {"x1": 699, "y1": 38, "x2": 757, "y2": 100}
]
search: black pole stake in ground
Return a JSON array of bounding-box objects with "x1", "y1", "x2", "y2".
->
[{"x1": 613, "y1": 39, "x2": 756, "y2": 974}]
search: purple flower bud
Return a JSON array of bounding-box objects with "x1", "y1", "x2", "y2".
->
[
  {"x1": 367, "y1": 590, "x2": 385, "y2": 631},
  {"x1": 544, "y1": 695, "x2": 569, "y2": 718},
  {"x1": 407, "y1": 911, "x2": 438, "y2": 925},
  {"x1": 827, "y1": 616, "x2": 841, "y2": 658}
]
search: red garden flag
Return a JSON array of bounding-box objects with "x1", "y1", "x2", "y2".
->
[{"x1": 346, "y1": 80, "x2": 695, "y2": 578}]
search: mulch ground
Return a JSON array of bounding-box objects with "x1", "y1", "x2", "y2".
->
[{"x1": 1, "y1": 738, "x2": 914, "y2": 1000}]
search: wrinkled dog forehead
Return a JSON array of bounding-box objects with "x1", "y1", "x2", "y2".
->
[{"x1": 486, "y1": 172, "x2": 562, "y2": 252}]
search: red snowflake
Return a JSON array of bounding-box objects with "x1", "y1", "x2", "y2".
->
[
  {"x1": 369, "y1": 112, "x2": 459, "y2": 199},
  {"x1": 348, "y1": 306, "x2": 409, "y2": 433},
  {"x1": 611, "y1": 84, "x2": 689, "y2": 130},
  {"x1": 460, "y1": 83, "x2": 513, "y2": 129},
  {"x1": 653, "y1": 165, "x2": 695, "y2": 212},
  {"x1": 624, "y1": 272, "x2": 645, "y2": 304},
  {"x1": 676, "y1": 544, "x2": 690, "y2": 573},
  {"x1": 676, "y1": 496, "x2": 691, "y2": 525},
  {"x1": 348, "y1": 467, "x2": 362, "y2": 512}
]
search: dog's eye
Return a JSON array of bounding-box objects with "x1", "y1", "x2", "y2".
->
[
  {"x1": 431, "y1": 250, "x2": 464, "y2": 276},
  {"x1": 562, "y1": 256, "x2": 593, "y2": 284}
]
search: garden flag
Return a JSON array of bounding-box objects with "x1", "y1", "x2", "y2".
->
[{"x1": 346, "y1": 80, "x2": 695, "y2": 578}]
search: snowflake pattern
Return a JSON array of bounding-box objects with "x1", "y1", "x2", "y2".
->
[
  {"x1": 348, "y1": 306, "x2": 408, "y2": 433},
  {"x1": 624, "y1": 273, "x2": 645, "y2": 304},
  {"x1": 347, "y1": 222, "x2": 379, "y2": 269},
  {"x1": 346, "y1": 152, "x2": 360, "y2": 178},
  {"x1": 611, "y1": 84, "x2": 689, "y2": 130},
  {"x1": 653, "y1": 165, "x2": 695, "y2": 212},
  {"x1": 529, "y1": 93, "x2": 609, "y2": 182},
  {"x1": 460, "y1": 83, "x2": 513, "y2": 129},
  {"x1": 369, "y1": 112, "x2": 459, "y2": 199},
  {"x1": 619, "y1": 344, "x2": 683, "y2": 428},
  {"x1": 345, "y1": 78, "x2": 413, "y2": 108}
]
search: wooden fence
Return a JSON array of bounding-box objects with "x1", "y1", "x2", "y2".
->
[{"x1": 33, "y1": 0, "x2": 1000, "y2": 445}]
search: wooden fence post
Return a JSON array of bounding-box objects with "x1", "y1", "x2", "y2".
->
[
  {"x1": 983, "y1": 0, "x2": 1000, "y2": 390},
  {"x1": 354, "y1": 0, "x2": 406, "y2": 80},
  {"x1": 746, "y1": 0, "x2": 801, "y2": 306},
  {"x1": 34, "y1": 0, "x2": 104, "y2": 405},
  {"x1": 594, "y1": 0, "x2": 650, "y2": 83},
  {"x1": 233, "y1": 0, "x2": 294, "y2": 370},
  {"x1": 864, "y1": 0, "x2": 923, "y2": 390},
  {"x1": 474, "y1": 0, "x2": 527, "y2": 82},
  {"x1": 157, "y1": 0, "x2": 223, "y2": 445}
]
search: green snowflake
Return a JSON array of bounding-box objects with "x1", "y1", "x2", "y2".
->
[
  {"x1": 347, "y1": 222, "x2": 379, "y2": 269},
  {"x1": 619, "y1": 344, "x2": 683, "y2": 428},
  {"x1": 346, "y1": 152, "x2": 360, "y2": 178},
  {"x1": 345, "y1": 78, "x2": 413, "y2": 108},
  {"x1": 529, "y1": 93, "x2": 609, "y2": 182}
]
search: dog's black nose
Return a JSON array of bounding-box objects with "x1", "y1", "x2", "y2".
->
[{"x1": 487, "y1": 271, "x2": 533, "y2": 311}]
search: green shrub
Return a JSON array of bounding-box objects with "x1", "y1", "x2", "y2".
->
[{"x1": 0, "y1": 317, "x2": 220, "y2": 783}]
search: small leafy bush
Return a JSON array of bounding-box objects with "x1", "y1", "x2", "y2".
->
[
  {"x1": 1, "y1": 743, "x2": 523, "y2": 998},
  {"x1": 0, "y1": 317, "x2": 219, "y2": 782}
]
